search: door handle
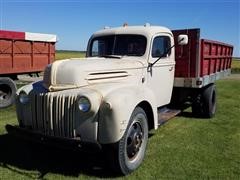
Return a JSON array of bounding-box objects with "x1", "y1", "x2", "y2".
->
[{"x1": 169, "y1": 66, "x2": 174, "y2": 71}]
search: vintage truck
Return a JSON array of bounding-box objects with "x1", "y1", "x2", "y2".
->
[
  {"x1": 0, "y1": 30, "x2": 56, "y2": 108},
  {"x1": 6, "y1": 24, "x2": 233, "y2": 175}
]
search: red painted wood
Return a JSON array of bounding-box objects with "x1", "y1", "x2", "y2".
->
[
  {"x1": 200, "y1": 39, "x2": 233, "y2": 76},
  {"x1": 173, "y1": 28, "x2": 233, "y2": 78},
  {"x1": 0, "y1": 30, "x2": 25, "y2": 40},
  {"x1": 173, "y1": 29, "x2": 200, "y2": 78},
  {"x1": 0, "y1": 32, "x2": 55, "y2": 75}
]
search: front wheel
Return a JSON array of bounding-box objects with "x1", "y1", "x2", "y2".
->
[{"x1": 106, "y1": 107, "x2": 148, "y2": 175}]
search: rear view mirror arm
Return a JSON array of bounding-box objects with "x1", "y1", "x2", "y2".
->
[{"x1": 149, "y1": 37, "x2": 185, "y2": 68}]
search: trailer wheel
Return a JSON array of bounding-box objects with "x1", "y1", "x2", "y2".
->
[
  {"x1": 0, "y1": 78, "x2": 17, "y2": 108},
  {"x1": 105, "y1": 107, "x2": 148, "y2": 175},
  {"x1": 192, "y1": 84, "x2": 216, "y2": 118}
]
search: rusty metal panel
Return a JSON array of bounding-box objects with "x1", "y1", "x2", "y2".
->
[
  {"x1": 14, "y1": 41, "x2": 32, "y2": 54},
  {"x1": 0, "y1": 39, "x2": 12, "y2": 53},
  {"x1": 33, "y1": 42, "x2": 49, "y2": 54},
  {"x1": 0, "y1": 31, "x2": 56, "y2": 75},
  {"x1": 13, "y1": 55, "x2": 32, "y2": 70},
  {"x1": 0, "y1": 40, "x2": 13, "y2": 74},
  {"x1": 33, "y1": 54, "x2": 49, "y2": 67},
  {"x1": 0, "y1": 55, "x2": 12, "y2": 73}
]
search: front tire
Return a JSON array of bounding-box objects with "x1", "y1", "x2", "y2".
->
[{"x1": 106, "y1": 107, "x2": 149, "y2": 175}]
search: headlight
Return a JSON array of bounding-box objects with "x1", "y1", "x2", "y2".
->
[
  {"x1": 78, "y1": 96, "x2": 91, "y2": 112},
  {"x1": 19, "y1": 91, "x2": 30, "y2": 104}
]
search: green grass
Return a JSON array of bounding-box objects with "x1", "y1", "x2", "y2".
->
[
  {"x1": 0, "y1": 106, "x2": 17, "y2": 133},
  {"x1": 0, "y1": 78, "x2": 239, "y2": 179},
  {"x1": 232, "y1": 59, "x2": 240, "y2": 74},
  {"x1": 55, "y1": 50, "x2": 85, "y2": 60}
]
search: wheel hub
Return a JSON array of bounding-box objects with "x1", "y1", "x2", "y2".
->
[
  {"x1": 0, "y1": 85, "x2": 11, "y2": 101},
  {"x1": 127, "y1": 122, "x2": 143, "y2": 159},
  {"x1": 0, "y1": 90, "x2": 8, "y2": 100}
]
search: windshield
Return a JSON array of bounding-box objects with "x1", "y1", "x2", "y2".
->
[{"x1": 89, "y1": 35, "x2": 147, "y2": 57}]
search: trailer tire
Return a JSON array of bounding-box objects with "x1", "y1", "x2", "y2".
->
[
  {"x1": 0, "y1": 78, "x2": 17, "y2": 108},
  {"x1": 104, "y1": 107, "x2": 148, "y2": 175},
  {"x1": 192, "y1": 84, "x2": 216, "y2": 118}
]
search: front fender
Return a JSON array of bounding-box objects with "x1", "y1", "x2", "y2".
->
[{"x1": 97, "y1": 84, "x2": 158, "y2": 144}]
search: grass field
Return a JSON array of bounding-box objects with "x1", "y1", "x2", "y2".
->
[
  {"x1": 0, "y1": 52, "x2": 239, "y2": 179},
  {"x1": 56, "y1": 50, "x2": 85, "y2": 60},
  {"x1": 232, "y1": 58, "x2": 240, "y2": 73}
]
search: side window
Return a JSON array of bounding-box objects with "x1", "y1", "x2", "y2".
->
[
  {"x1": 91, "y1": 40, "x2": 107, "y2": 56},
  {"x1": 92, "y1": 40, "x2": 99, "y2": 56},
  {"x1": 152, "y1": 36, "x2": 171, "y2": 58},
  {"x1": 90, "y1": 36, "x2": 114, "y2": 57}
]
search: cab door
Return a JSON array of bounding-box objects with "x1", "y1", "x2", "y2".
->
[{"x1": 146, "y1": 33, "x2": 175, "y2": 107}]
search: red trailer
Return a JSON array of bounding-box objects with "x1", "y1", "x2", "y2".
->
[
  {"x1": 171, "y1": 28, "x2": 233, "y2": 117},
  {"x1": 0, "y1": 30, "x2": 57, "y2": 108}
]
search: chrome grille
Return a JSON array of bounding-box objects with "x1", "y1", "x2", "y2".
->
[{"x1": 31, "y1": 92, "x2": 77, "y2": 138}]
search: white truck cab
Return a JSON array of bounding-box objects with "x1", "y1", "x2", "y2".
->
[{"x1": 9, "y1": 24, "x2": 189, "y2": 175}]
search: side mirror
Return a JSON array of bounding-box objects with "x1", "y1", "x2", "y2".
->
[{"x1": 178, "y1": 34, "x2": 188, "y2": 45}]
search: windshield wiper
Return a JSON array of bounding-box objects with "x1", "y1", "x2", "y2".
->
[{"x1": 100, "y1": 55, "x2": 122, "y2": 59}]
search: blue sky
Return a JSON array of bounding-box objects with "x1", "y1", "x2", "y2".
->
[{"x1": 1, "y1": 0, "x2": 239, "y2": 56}]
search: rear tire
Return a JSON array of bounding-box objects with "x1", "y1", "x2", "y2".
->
[
  {"x1": 192, "y1": 84, "x2": 216, "y2": 118},
  {"x1": 0, "y1": 78, "x2": 17, "y2": 108},
  {"x1": 105, "y1": 107, "x2": 148, "y2": 175}
]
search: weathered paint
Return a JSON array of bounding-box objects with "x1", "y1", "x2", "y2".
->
[
  {"x1": 15, "y1": 25, "x2": 233, "y2": 145},
  {"x1": 0, "y1": 30, "x2": 57, "y2": 75}
]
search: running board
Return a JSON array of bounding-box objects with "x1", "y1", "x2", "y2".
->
[{"x1": 158, "y1": 107, "x2": 181, "y2": 126}]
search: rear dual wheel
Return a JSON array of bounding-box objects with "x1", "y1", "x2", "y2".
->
[{"x1": 192, "y1": 84, "x2": 216, "y2": 118}]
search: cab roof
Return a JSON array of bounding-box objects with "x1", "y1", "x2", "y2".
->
[{"x1": 92, "y1": 25, "x2": 173, "y2": 38}]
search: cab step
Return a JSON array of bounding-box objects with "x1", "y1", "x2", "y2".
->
[{"x1": 158, "y1": 107, "x2": 181, "y2": 126}]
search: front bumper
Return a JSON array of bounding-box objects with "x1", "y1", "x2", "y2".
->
[{"x1": 5, "y1": 124, "x2": 102, "y2": 152}]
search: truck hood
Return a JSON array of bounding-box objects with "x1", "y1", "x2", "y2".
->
[{"x1": 43, "y1": 57, "x2": 144, "y2": 91}]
